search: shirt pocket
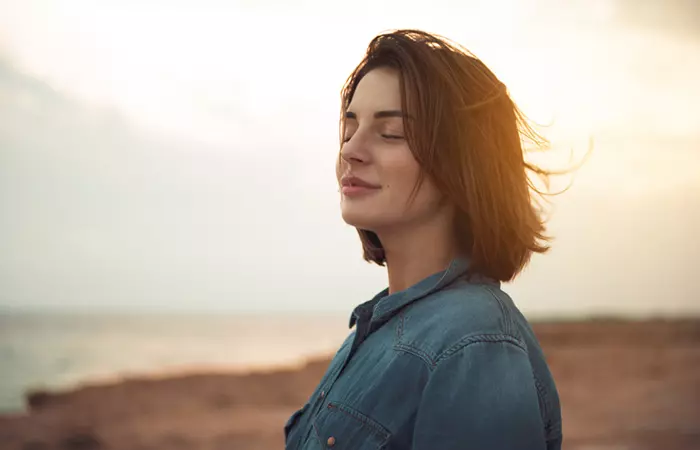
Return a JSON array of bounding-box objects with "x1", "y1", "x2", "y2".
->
[
  {"x1": 284, "y1": 402, "x2": 309, "y2": 443},
  {"x1": 312, "y1": 401, "x2": 390, "y2": 450}
]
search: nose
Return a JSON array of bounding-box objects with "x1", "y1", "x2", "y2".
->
[{"x1": 340, "y1": 133, "x2": 370, "y2": 165}]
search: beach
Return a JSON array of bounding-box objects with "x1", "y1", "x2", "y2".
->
[{"x1": 1, "y1": 319, "x2": 698, "y2": 450}]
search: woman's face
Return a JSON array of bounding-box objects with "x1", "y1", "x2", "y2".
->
[{"x1": 336, "y1": 67, "x2": 448, "y2": 234}]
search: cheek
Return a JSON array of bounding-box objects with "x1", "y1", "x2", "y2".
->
[
  {"x1": 381, "y1": 153, "x2": 444, "y2": 213},
  {"x1": 381, "y1": 148, "x2": 422, "y2": 193}
]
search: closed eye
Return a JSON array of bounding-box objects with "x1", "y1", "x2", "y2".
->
[{"x1": 342, "y1": 134, "x2": 404, "y2": 144}]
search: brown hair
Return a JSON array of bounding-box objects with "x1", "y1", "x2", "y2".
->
[{"x1": 340, "y1": 29, "x2": 569, "y2": 282}]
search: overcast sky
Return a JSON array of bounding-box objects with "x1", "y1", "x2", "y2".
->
[{"x1": 0, "y1": 0, "x2": 698, "y2": 317}]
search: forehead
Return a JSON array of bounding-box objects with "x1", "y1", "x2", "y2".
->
[{"x1": 347, "y1": 67, "x2": 402, "y2": 113}]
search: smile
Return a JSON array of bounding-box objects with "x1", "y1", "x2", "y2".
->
[{"x1": 341, "y1": 185, "x2": 381, "y2": 197}]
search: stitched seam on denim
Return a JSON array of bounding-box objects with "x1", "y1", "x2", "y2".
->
[
  {"x1": 311, "y1": 418, "x2": 322, "y2": 446},
  {"x1": 544, "y1": 419, "x2": 563, "y2": 442},
  {"x1": 396, "y1": 312, "x2": 405, "y2": 342},
  {"x1": 322, "y1": 362, "x2": 342, "y2": 395},
  {"x1": 436, "y1": 333, "x2": 527, "y2": 364},
  {"x1": 483, "y1": 284, "x2": 514, "y2": 337},
  {"x1": 546, "y1": 419, "x2": 562, "y2": 436},
  {"x1": 327, "y1": 402, "x2": 391, "y2": 441},
  {"x1": 546, "y1": 436, "x2": 563, "y2": 445},
  {"x1": 534, "y1": 375, "x2": 549, "y2": 419},
  {"x1": 393, "y1": 342, "x2": 437, "y2": 368},
  {"x1": 394, "y1": 311, "x2": 438, "y2": 367}
]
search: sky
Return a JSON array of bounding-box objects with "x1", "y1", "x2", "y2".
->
[{"x1": 0, "y1": 0, "x2": 699, "y2": 318}]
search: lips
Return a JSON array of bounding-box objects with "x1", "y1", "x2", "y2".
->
[
  {"x1": 339, "y1": 175, "x2": 381, "y2": 197},
  {"x1": 340, "y1": 175, "x2": 381, "y2": 189}
]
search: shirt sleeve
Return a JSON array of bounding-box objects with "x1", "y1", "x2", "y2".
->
[{"x1": 412, "y1": 338, "x2": 547, "y2": 450}]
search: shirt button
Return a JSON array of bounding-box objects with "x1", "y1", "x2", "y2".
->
[
  {"x1": 320, "y1": 390, "x2": 325, "y2": 398},
  {"x1": 327, "y1": 436, "x2": 336, "y2": 447}
]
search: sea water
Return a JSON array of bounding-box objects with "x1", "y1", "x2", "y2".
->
[{"x1": 0, "y1": 312, "x2": 350, "y2": 413}]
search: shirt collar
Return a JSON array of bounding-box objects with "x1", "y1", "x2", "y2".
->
[{"x1": 349, "y1": 256, "x2": 473, "y2": 329}]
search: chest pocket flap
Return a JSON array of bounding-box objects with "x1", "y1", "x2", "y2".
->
[
  {"x1": 312, "y1": 401, "x2": 390, "y2": 450},
  {"x1": 285, "y1": 403, "x2": 309, "y2": 443}
]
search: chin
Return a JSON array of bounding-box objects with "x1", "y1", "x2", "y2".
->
[
  {"x1": 340, "y1": 208, "x2": 376, "y2": 230},
  {"x1": 340, "y1": 206, "x2": 392, "y2": 232}
]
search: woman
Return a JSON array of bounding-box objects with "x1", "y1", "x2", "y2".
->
[{"x1": 285, "y1": 29, "x2": 563, "y2": 450}]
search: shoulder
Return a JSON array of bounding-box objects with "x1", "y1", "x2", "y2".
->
[{"x1": 394, "y1": 279, "x2": 527, "y2": 367}]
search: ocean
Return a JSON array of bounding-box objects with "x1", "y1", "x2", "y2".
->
[{"x1": 0, "y1": 312, "x2": 351, "y2": 413}]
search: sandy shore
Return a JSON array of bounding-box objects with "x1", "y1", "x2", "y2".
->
[{"x1": 1, "y1": 319, "x2": 698, "y2": 450}]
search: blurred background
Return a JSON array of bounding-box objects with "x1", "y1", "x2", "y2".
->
[{"x1": 0, "y1": 0, "x2": 698, "y2": 449}]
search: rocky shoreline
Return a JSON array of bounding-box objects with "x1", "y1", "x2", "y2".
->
[{"x1": 1, "y1": 319, "x2": 699, "y2": 450}]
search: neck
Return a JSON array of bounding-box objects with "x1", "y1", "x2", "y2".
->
[{"x1": 377, "y1": 215, "x2": 458, "y2": 294}]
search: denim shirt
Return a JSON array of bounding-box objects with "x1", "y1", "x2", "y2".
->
[{"x1": 284, "y1": 258, "x2": 562, "y2": 450}]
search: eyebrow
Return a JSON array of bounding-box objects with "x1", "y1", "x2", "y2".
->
[{"x1": 345, "y1": 110, "x2": 411, "y2": 120}]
